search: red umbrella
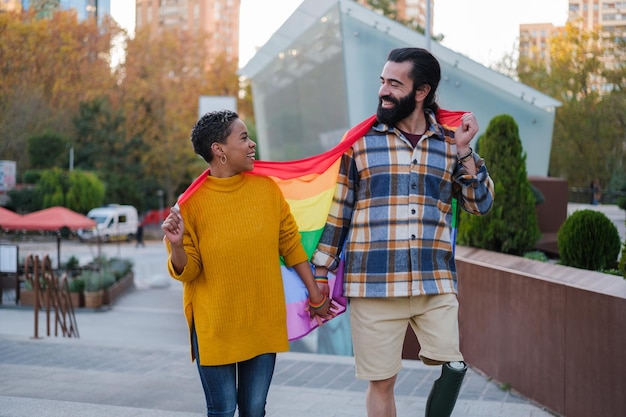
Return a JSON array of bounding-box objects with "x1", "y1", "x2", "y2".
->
[
  {"x1": 2, "y1": 207, "x2": 96, "y2": 268},
  {"x1": 0, "y1": 207, "x2": 23, "y2": 228},
  {"x1": 1, "y1": 206, "x2": 95, "y2": 231}
]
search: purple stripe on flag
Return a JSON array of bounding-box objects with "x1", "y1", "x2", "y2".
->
[{"x1": 283, "y1": 261, "x2": 347, "y2": 341}]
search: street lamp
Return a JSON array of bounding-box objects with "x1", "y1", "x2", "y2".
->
[
  {"x1": 67, "y1": 144, "x2": 74, "y2": 171},
  {"x1": 157, "y1": 189, "x2": 164, "y2": 223}
]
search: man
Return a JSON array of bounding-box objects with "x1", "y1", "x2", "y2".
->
[{"x1": 311, "y1": 47, "x2": 494, "y2": 417}]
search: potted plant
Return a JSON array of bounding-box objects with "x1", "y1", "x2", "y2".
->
[
  {"x1": 67, "y1": 277, "x2": 85, "y2": 308},
  {"x1": 19, "y1": 276, "x2": 47, "y2": 306},
  {"x1": 65, "y1": 256, "x2": 81, "y2": 277},
  {"x1": 103, "y1": 258, "x2": 134, "y2": 304},
  {"x1": 82, "y1": 270, "x2": 105, "y2": 308}
]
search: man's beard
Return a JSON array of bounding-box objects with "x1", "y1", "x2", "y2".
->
[{"x1": 376, "y1": 89, "x2": 418, "y2": 126}]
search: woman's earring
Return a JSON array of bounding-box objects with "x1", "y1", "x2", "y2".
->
[{"x1": 220, "y1": 154, "x2": 227, "y2": 165}]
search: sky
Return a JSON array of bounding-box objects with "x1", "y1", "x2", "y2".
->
[{"x1": 110, "y1": 0, "x2": 569, "y2": 69}]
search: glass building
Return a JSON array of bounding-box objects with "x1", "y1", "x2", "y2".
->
[{"x1": 240, "y1": 0, "x2": 561, "y2": 177}]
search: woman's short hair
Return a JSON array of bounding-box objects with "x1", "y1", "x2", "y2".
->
[{"x1": 190, "y1": 109, "x2": 239, "y2": 163}]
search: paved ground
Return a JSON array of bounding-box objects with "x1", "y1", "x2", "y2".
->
[
  {"x1": 2, "y1": 201, "x2": 622, "y2": 416},
  {"x1": 0, "y1": 236, "x2": 559, "y2": 417}
]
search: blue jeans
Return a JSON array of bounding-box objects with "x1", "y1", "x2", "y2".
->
[{"x1": 191, "y1": 325, "x2": 276, "y2": 417}]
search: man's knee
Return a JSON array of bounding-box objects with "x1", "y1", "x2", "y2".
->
[{"x1": 369, "y1": 375, "x2": 397, "y2": 394}]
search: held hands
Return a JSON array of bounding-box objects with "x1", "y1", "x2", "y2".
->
[
  {"x1": 306, "y1": 290, "x2": 338, "y2": 325},
  {"x1": 161, "y1": 206, "x2": 184, "y2": 246},
  {"x1": 314, "y1": 276, "x2": 330, "y2": 297},
  {"x1": 306, "y1": 269, "x2": 335, "y2": 324}
]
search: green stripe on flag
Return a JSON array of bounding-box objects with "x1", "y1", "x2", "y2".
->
[{"x1": 279, "y1": 229, "x2": 324, "y2": 266}]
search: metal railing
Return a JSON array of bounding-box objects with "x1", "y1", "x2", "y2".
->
[{"x1": 568, "y1": 186, "x2": 626, "y2": 204}]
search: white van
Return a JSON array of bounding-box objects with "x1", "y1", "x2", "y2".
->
[{"x1": 78, "y1": 205, "x2": 139, "y2": 242}]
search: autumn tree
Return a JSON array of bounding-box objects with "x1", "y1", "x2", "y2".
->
[
  {"x1": 35, "y1": 168, "x2": 105, "y2": 213},
  {"x1": 121, "y1": 27, "x2": 239, "y2": 207},
  {"x1": 72, "y1": 96, "x2": 145, "y2": 209},
  {"x1": 359, "y1": 0, "x2": 442, "y2": 39},
  {"x1": 599, "y1": 37, "x2": 626, "y2": 195},
  {"x1": 28, "y1": 131, "x2": 69, "y2": 169},
  {"x1": 0, "y1": 9, "x2": 121, "y2": 174},
  {"x1": 518, "y1": 22, "x2": 626, "y2": 194}
]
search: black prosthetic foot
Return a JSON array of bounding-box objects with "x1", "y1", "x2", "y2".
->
[{"x1": 424, "y1": 361, "x2": 467, "y2": 417}]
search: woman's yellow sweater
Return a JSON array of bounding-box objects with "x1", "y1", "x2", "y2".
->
[{"x1": 167, "y1": 173, "x2": 308, "y2": 366}]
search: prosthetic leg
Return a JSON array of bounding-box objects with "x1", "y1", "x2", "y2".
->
[{"x1": 425, "y1": 361, "x2": 467, "y2": 417}]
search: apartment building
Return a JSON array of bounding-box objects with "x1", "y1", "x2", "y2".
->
[
  {"x1": 17, "y1": 0, "x2": 110, "y2": 22},
  {"x1": 519, "y1": 23, "x2": 562, "y2": 68},
  {"x1": 0, "y1": 0, "x2": 22, "y2": 12},
  {"x1": 520, "y1": 0, "x2": 626, "y2": 67},
  {"x1": 569, "y1": 0, "x2": 626, "y2": 36},
  {"x1": 135, "y1": 0, "x2": 240, "y2": 63}
]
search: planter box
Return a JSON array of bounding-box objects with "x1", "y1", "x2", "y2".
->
[
  {"x1": 69, "y1": 292, "x2": 84, "y2": 308},
  {"x1": 21, "y1": 289, "x2": 83, "y2": 308},
  {"x1": 20, "y1": 272, "x2": 134, "y2": 309},
  {"x1": 83, "y1": 290, "x2": 103, "y2": 308},
  {"x1": 103, "y1": 272, "x2": 134, "y2": 305},
  {"x1": 19, "y1": 289, "x2": 48, "y2": 307}
]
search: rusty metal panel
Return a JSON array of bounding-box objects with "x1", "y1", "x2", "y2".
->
[
  {"x1": 563, "y1": 288, "x2": 626, "y2": 417},
  {"x1": 450, "y1": 246, "x2": 626, "y2": 417}
]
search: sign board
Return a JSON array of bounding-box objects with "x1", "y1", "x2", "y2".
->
[
  {"x1": 198, "y1": 96, "x2": 237, "y2": 118},
  {"x1": 0, "y1": 160, "x2": 16, "y2": 192},
  {"x1": 0, "y1": 244, "x2": 18, "y2": 273}
]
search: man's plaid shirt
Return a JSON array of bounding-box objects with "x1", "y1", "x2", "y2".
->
[{"x1": 311, "y1": 111, "x2": 494, "y2": 297}]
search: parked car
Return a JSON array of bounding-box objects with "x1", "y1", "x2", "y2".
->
[{"x1": 78, "y1": 205, "x2": 139, "y2": 242}]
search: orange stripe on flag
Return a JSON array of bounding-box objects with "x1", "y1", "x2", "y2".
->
[{"x1": 270, "y1": 160, "x2": 341, "y2": 200}]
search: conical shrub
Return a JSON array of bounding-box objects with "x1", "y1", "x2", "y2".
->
[{"x1": 457, "y1": 114, "x2": 540, "y2": 255}]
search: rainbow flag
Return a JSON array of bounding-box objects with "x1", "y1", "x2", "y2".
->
[{"x1": 178, "y1": 110, "x2": 465, "y2": 341}]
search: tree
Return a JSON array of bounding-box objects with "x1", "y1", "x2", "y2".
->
[
  {"x1": 458, "y1": 114, "x2": 540, "y2": 255},
  {"x1": 362, "y1": 0, "x2": 400, "y2": 21},
  {"x1": 599, "y1": 36, "x2": 626, "y2": 195},
  {"x1": 120, "y1": 27, "x2": 239, "y2": 207},
  {"x1": 65, "y1": 170, "x2": 106, "y2": 213},
  {"x1": 28, "y1": 131, "x2": 68, "y2": 169},
  {"x1": 72, "y1": 96, "x2": 145, "y2": 207},
  {"x1": 0, "y1": 9, "x2": 121, "y2": 173},
  {"x1": 518, "y1": 22, "x2": 626, "y2": 193},
  {"x1": 35, "y1": 168, "x2": 104, "y2": 213},
  {"x1": 359, "y1": 0, "x2": 443, "y2": 39}
]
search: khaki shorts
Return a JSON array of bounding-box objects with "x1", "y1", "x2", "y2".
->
[{"x1": 349, "y1": 294, "x2": 463, "y2": 381}]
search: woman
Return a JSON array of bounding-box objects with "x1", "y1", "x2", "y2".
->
[{"x1": 161, "y1": 110, "x2": 331, "y2": 417}]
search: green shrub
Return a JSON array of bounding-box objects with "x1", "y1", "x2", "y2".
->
[
  {"x1": 68, "y1": 278, "x2": 85, "y2": 293},
  {"x1": 106, "y1": 258, "x2": 133, "y2": 280},
  {"x1": 457, "y1": 114, "x2": 540, "y2": 255},
  {"x1": 81, "y1": 270, "x2": 116, "y2": 292},
  {"x1": 557, "y1": 209, "x2": 621, "y2": 270},
  {"x1": 65, "y1": 256, "x2": 80, "y2": 271},
  {"x1": 523, "y1": 251, "x2": 549, "y2": 262}
]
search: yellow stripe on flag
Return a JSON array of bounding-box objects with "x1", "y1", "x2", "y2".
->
[{"x1": 286, "y1": 187, "x2": 336, "y2": 232}]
